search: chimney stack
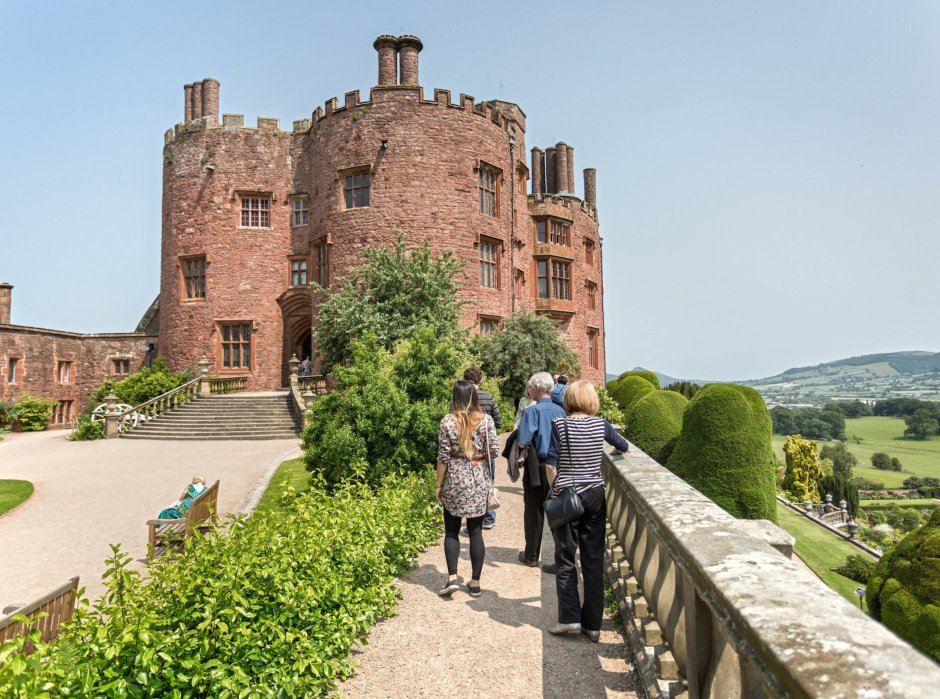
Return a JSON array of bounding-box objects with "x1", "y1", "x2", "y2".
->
[
  {"x1": 554, "y1": 142, "x2": 569, "y2": 194},
  {"x1": 584, "y1": 168, "x2": 597, "y2": 209},
  {"x1": 183, "y1": 84, "x2": 193, "y2": 122},
  {"x1": 191, "y1": 81, "x2": 203, "y2": 120},
  {"x1": 374, "y1": 35, "x2": 398, "y2": 85},
  {"x1": 201, "y1": 78, "x2": 220, "y2": 126},
  {"x1": 0, "y1": 283, "x2": 12, "y2": 325},
  {"x1": 545, "y1": 147, "x2": 557, "y2": 193},
  {"x1": 531, "y1": 147, "x2": 544, "y2": 195},
  {"x1": 397, "y1": 35, "x2": 423, "y2": 86},
  {"x1": 566, "y1": 145, "x2": 575, "y2": 197}
]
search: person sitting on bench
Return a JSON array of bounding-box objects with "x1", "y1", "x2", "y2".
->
[{"x1": 157, "y1": 475, "x2": 206, "y2": 520}]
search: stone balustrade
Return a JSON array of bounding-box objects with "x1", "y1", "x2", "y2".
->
[{"x1": 603, "y1": 445, "x2": 940, "y2": 698}]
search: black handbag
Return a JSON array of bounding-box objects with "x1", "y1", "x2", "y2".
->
[{"x1": 544, "y1": 419, "x2": 584, "y2": 529}]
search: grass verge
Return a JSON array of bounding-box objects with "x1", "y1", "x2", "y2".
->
[
  {"x1": 255, "y1": 457, "x2": 312, "y2": 515},
  {"x1": 0, "y1": 479, "x2": 33, "y2": 516}
]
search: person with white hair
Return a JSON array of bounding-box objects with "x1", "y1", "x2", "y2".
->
[{"x1": 515, "y1": 371, "x2": 566, "y2": 570}]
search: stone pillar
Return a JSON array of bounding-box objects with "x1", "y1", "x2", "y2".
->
[
  {"x1": 397, "y1": 35, "x2": 423, "y2": 86},
  {"x1": 104, "y1": 393, "x2": 120, "y2": 438},
  {"x1": 198, "y1": 357, "x2": 211, "y2": 396},
  {"x1": 555, "y1": 142, "x2": 569, "y2": 194},
  {"x1": 545, "y1": 147, "x2": 557, "y2": 193},
  {"x1": 289, "y1": 353, "x2": 300, "y2": 385},
  {"x1": 566, "y1": 145, "x2": 576, "y2": 197},
  {"x1": 584, "y1": 168, "x2": 597, "y2": 208},
  {"x1": 191, "y1": 81, "x2": 203, "y2": 121},
  {"x1": 183, "y1": 84, "x2": 193, "y2": 122},
  {"x1": 374, "y1": 35, "x2": 398, "y2": 85},
  {"x1": 531, "y1": 147, "x2": 544, "y2": 195},
  {"x1": 201, "y1": 78, "x2": 220, "y2": 126},
  {"x1": 0, "y1": 283, "x2": 11, "y2": 325}
]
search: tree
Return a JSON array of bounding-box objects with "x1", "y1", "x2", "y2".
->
[
  {"x1": 890, "y1": 457, "x2": 903, "y2": 471},
  {"x1": 818, "y1": 474, "x2": 859, "y2": 518},
  {"x1": 480, "y1": 312, "x2": 579, "y2": 400},
  {"x1": 817, "y1": 409, "x2": 846, "y2": 441},
  {"x1": 782, "y1": 435, "x2": 822, "y2": 503},
  {"x1": 770, "y1": 406, "x2": 799, "y2": 435},
  {"x1": 313, "y1": 236, "x2": 464, "y2": 369},
  {"x1": 664, "y1": 381, "x2": 701, "y2": 399},
  {"x1": 819, "y1": 442, "x2": 857, "y2": 478},
  {"x1": 624, "y1": 390, "x2": 687, "y2": 464},
  {"x1": 904, "y1": 410, "x2": 940, "y2": 440},
  {"x1": 871, "y1": 452, "x2": 892, "y2": 471},
  {"x1": 824, "y1": 400, "x2": 874, "y2": 418},
  {"x1": 666, "y1": 384, "x2": 777, "y2": 521}
]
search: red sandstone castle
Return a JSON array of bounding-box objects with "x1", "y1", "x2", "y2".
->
[{"x1": 0, "y1": 35, "x2": 605, "y2": 418}]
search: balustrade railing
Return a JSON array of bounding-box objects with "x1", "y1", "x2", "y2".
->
[
  {"x1": 603, "y1": 445, "x2": 940, "y2": 698},
  {"x1": 207, "y1": 375, "x2": 249, "y2": 394},
  {"x1": 107, "y1": 377, "x2": 201, "y2": 436},
  {"x1": 298, "y1": 375, "x2": 329, "y2": 395}
]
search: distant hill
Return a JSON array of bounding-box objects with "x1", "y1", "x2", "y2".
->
[
  {"x1": 605, "y1": 368, "x2": 686, "y2": 386},
  {"x1": 744, "y1": 351, "x2": 940, "y2": 403}
]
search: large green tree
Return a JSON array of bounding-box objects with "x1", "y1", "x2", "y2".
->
[
  {"x1": 480, "y1": 312, "x2": 579, "y2": 400},
  {"x1": 819, "y1": 442, "x2": 857, "y2": 478},
  {"x1": 781, "y1": 435, "x2": 822, "y2": 503},
  {"x1": 313, "y1": 236, "x2": 464, "y2": 369}
]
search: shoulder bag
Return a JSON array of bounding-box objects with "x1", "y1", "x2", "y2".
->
[
  {"x1": 544, "y1": 418, "x2": 583, "y2": 529},
  {"x1": 484, "y1": 420, "x2": 501, "y2": 510}
]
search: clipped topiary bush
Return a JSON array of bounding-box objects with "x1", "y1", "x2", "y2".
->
[
  {"x1": 610, "y1": 375, "x2": 656, "y2": 415},
  {"x1": 618, "y1": 370, "x2": 661, "y2": 389},
  {"x1": 624, "y1": 389, "x2": 687, "y2": 464},
  {"x1": 867, "y1": 508, "x2": 940, "y2": 661},
  {"x1": 666, "y1": 383, "x2": 777, "y2": 521}
]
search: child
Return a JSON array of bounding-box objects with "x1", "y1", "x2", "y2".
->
[{"x1": 157, "y1": 475, "x2": 207, "y2": 520}]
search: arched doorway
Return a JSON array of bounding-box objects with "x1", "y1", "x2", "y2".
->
[{"x1": 277, "y1": 289, "x2": 313, "y2": 387}]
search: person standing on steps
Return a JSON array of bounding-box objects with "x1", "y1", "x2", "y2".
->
[
  {"x1": 545, "y1": 380, "x2": 629, "y2": 642},
  {"x1": 516, "y1": 371, "x2": 566, "y2": 571},
  {"x1": 463, "y1": 366, "x2": 503, "y2": 530},
  {"x1": 435, "y1": 380, "x2": 499, "y2": 598}
]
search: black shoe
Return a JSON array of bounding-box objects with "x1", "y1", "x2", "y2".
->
[
  {"x1": 466, "y1": 583, "x2": 482, "y2": 597},
  {"x1": 437, "y1": 578, "x2": 459, "y2": 597},
  {"x1": 517, "y1": 552, "x2": 538, "y2": 567},
  {"x1": 542, "y1": 563, "x2": 558, "y2": 575}
]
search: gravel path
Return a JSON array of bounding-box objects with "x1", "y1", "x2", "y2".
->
[
  {"x1": 340, "y1": 451, "x2": 639, "y2": 698},
  {"x1": 0, "y1": 429, "x2": 299, "y2": 607}
]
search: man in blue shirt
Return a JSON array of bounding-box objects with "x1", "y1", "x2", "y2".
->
[{"x1": 516, "y1": 371, "x2": 566, "y2": 570}]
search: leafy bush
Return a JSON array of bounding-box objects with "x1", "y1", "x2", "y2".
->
[
  {"x1": 871, "y1": 452, "x2": 902, "y2": 471},
  {"x1": 666, "y1": 383, "x2": 777, "y2": 521},
  {"x1": 479, "y1": 375, "x2": 512, "y2": 433},
  {"x1": 867, "y1": 508, "x2": 940, "y2": 662},
  {"x1": 782, "y1": 435, "x2": 822, "y2": 503},
  {"x1": 624, "y1": 390, "x2": 686, "y2": 464},
  {"x1": 12, "y1": 395, "x2": 56, "y2": 431},
  {"x1": 0, "y1": 402, "x2": 16, "y2": 428},
  {"x1": 0, "y1": 473, "x2": 440, "y2": 696},
  {"x1": 617, "y1": 370, "x2": 660, "y2": 389},
  {"x1": 832, "y1": 554, "x2": 877, "y2": 584},
  {"x1": 609, "y1": 375, "x2": 656, "y2": 415},
  {"x1": 596, "y1": 387, "x2": 625, "y2": 427},
  {"x1": 69, "y1": 415, "x2": 105, "y2": 441},
  {"x1": 86, "y1": 357, "x2": 188, "y2": 413}
]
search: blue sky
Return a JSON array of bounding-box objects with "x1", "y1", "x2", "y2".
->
[{"x1": 2, "y1": 1, "x2": 938, "y2": 380}]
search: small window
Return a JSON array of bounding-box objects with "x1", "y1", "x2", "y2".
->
[
  {"x1": 220, "y1": 323, "x2": 252, "y2": 369},
  {"x1": 112, "y1": 359, "x2": 130, "y2": 376},
  {"x1": 551, "y1": 260, "x2": 571, "y2": 300},
  {"x1": 182, "y1": 256, "x2": 207, "y2": 300},
  {"x1": 315, "y1": 244, "x2": 331, "y2": 286},
  {"x1": 585, "y1": 239, "x2": 596, "y2": 266},
  {"x1": 56, "y1": 360, "x2": 72, "y2": 384},
  {"x1": 7, "y1": 358, "x2": 17, "y2": 384},
  {"x1": 240, "y1": 196, "x2": 270, "y2": 228},
  {"x1": 536, "y1": 220, "x2": 547, "y2": 243},
  {"x1": 479, "y1": 167, "x2": 498, "y2": 217},
  {"x1": 586, "y1": 281, "x2": 598, "y2": 311},
  {"x1": 292, "y1": 198, "x2": 309, "y2": 226},
  {"x1": 588, "y1": 329, "x2": 599, "y2": 369},
  {"x1": 549, "y1": 220, "x2": 570, "y2": 246},
  {"x1": 343, "y1": 170, "x2": 371, "y2": 209},
  {"x1": 537, "y1": 260, "x2": 549, "y2": 299},
  {"x1": 290, "y1": 258, "x2": 308, "y2": 287},
  {"x1": 479, "y1": 239, "x2": 500, "y2": 289},
  {"x1": 479, "y1": 316, "x2": 500, "y2": 337}
]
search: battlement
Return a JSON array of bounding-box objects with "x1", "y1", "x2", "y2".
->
[{"x1": 527, "y1": 192, "x2": 598, "y2": 222}]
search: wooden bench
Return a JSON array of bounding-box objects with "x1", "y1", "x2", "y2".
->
[
  {"x1": 147, "y1": 480, "x2": 220, "y2": 557},
  {"x1": 0, "y1": 577, "x2": 79, "y2": 654}
]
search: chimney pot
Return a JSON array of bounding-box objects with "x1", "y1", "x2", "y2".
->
[
  {"x1": 397, "y1": 35, "x2": 423, "y2": 86},
  {"x1": 0, "y1": 283, "x2": 12, "y2": 325},
  {"x1": 373, "y1": 35, "x2": 399, "y2": 86}
]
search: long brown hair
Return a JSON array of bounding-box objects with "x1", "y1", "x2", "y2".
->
[{"x1": 451, "y1": 380, "x2": 484, "y2": 456}]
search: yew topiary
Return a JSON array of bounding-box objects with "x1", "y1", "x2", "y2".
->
[
  {"x1": 867, "y1": 508, "x2": 940, "y2": 661},
  {"x1": 618, "y1": 370, "x2": 661, "y2": 389},
  {"x1": 624, "y1": 390, "x2": 687, "y2": 464},
  {"x1": 666, "y1": 383, "x2": 777, "y2": 521},
  {"x1": 610, "y1": 375, "x2": 656, "y2": 415}
]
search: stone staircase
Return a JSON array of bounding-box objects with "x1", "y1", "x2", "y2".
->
[{"x1": 120, "y1": 392, "x2": 301, "y2": 441}]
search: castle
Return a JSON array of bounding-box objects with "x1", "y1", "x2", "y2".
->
[{"x1": 1, "y1": 34, "x2": 605, "y2": 418}]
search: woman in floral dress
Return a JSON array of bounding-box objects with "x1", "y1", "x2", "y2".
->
[{"x1": 435, "y1": 380, "x2": 499, "y2": 597}]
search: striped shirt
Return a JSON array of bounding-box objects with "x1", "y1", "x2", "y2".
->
[{"x1": 546, "y1": 416, "x2": 630, "y2": 495}]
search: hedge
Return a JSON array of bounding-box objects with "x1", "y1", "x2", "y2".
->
[
  {"x1": 624, "y1": 390, "x2": 687, "y2": 464},
  {"x1": 666, "y1": 383, "x2": 777, "y2": 521},
  {"x1": 0, "y1": 474, "x2": 440, "y2": 696},
  {"x1": 609, "y1": 375, "x2": 656, "y2": 415},
  {"x1": 867, "y1": 507, "x2": 940, "y2": 662},
  {"x1": 618, "y1": 370, "x2": 661, "y2": 389}
]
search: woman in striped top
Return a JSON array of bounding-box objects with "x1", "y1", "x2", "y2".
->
[{"x1": 545, "y1": 380, "x2": 629, "y2": 641}]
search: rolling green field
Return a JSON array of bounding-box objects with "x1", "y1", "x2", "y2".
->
[
  {"x1": 773, "y1": 416, "x2": 940, "y2": 488},
  {"x1": 775, "y1": 502, "x2": 872, "y2": 606}
]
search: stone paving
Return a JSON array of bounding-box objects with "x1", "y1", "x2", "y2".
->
[{"x1": 0, "y1": 429, "x2": 299, "y2": 607}]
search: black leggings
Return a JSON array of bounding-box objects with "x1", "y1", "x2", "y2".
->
[{"x1": 443, "y1": 509, "x2": 485, "y2": 580}]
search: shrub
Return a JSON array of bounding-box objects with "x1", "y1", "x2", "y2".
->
[
  {"x1": 666, "y1": 383, "x2": 777, "y2": 521},
  {"x1": 596, "y1": 386, "x2": 625, "y2": 427},
  {"x1": 12, "y1": 395, "x2": 56, "y2": 431},
  {"x1": 832, "y1": 554, "x2": 877, "y2": 584},
  {"x1": 624, "y1": 390, "x2": 687, "y2": 464},
  {"x1": 0, "y1": 473, "x2": 440, "y2": 696},
  {"x1": 0, "y1": 402, "x2": 16, "y2": 428},
  {"x1": 85, "y1": 357, "x2": 188, "y2": 413},
  {"x1": 609, "y1": 375, "x2": 656, "y2": 415},
  {"x1": 69, "y1": 415, "x2": 105, "y2": 441},
  {"x1": 618, "y1": 370, "x2": 660, "y2": 389},
  {"x1": 867, "y1": 508, "x2": 940, "y2": 661},
  {"x1": 782, "y1": 435, "x2": 822, "y2": 504}
]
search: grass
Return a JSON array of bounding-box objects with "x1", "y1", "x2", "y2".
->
[
  {"x1": 774, "y1": 502, "x2": 872, "y2": 607},
  {"x1": 773, "y1": 416, "x2": 940, "y2": 488},
  {"x1": 859, "y1": 499, "x2": 939, "y2": 510},
  {"x1": 255, "y1": 458, "x2": 312, "y2": 515},
  {"x1": 0, "y1": 479, "x2": 34, "y2": 516}
]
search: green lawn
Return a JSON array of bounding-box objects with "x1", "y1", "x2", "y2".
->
[
  {"x1": 773, "y1": 416, "x2": 940, "y2": 488},
  {"x1": 859, "y1": 498, "x2": 939, "y2": 510},
  {"x1": 0, "y1": 479, "x2": 34, "y2": 516},
  {"x1": 255, "y1": 458, "x2": 312, "y2": 515},
  {"x1": 775, "y1": 502, "x2": 872, "y2": 607}
]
